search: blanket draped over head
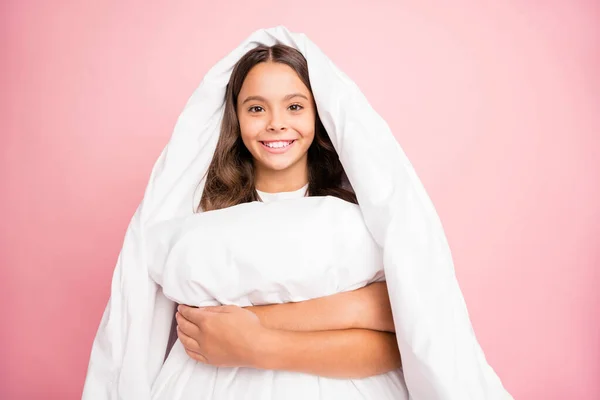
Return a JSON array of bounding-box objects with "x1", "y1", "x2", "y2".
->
[{"x1": 82, "y1": 26, "x2": 513, "y2": 400}]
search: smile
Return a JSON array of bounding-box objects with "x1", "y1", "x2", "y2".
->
[{"x1": 260, "y1": 140, "x2": 296, "y2": 154}]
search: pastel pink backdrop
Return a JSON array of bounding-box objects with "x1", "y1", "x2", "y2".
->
[{"x1": 1, "y1": 1, "x2": 598, "y2": 399}]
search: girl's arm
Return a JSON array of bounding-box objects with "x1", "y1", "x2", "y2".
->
[
  {"x1": 248, "y1": 282, "x2": 401, "y2": 378},
  {"x1": 255, "y1": 328, "x2": 401, "y2": 378},
  {"x1": 177, "y1": 282, "x2": 400, "y2": 378},
  {"x1": 176, "y1": 304, "x2": 402, "y2": 379},
  {"x1": 244, "y1": 281, "x2": 395, "y2": 333}
]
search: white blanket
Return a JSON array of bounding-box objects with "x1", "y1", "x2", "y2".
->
[
  {"x1": 81, "y1": 26, "x2": 513, "y2": 399},
  {"x1": 148, "y1": 196, "x2": 407, "y2": 399}
]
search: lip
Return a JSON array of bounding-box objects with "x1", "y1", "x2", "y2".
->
[{"x1": 259, "y1": 140, "x2": 297, "y2": 154}]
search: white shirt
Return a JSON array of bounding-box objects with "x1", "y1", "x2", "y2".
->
[{"x1": 256, "y1": 183, "x2": 309, "y2": 203}]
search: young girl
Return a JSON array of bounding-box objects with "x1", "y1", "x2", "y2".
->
[
  {"x1": 82, "y1": 26, "x2": 512, "y2": 400},
  {"x1": 156, "y1": 43, "x2": 408, "y2": 399}
]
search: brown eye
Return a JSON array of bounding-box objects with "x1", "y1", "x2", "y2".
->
[
  {"x1": 249, "y1": 106, "x2": 264, "y2": 113},
  {"x1": 289, "y1": 104, "x2": 303, "y2": 111}
]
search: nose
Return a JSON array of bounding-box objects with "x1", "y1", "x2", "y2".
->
[{"x1": 266, "y1": 112, "x2": 288, "y2": 132}]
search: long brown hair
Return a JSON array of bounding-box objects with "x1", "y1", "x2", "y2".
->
[{"x1": 198, "y1": 44, "x2": 357, "y2": 212}]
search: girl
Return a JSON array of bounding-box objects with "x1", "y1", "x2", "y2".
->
[
  {"x1": 82, "y1": 26, "x2": 512, "y2": 400},
  {"x1": 161, "y1": 43, "x2": 408, "y2": 399}
]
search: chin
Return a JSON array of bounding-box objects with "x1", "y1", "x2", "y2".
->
[{"x1": 262, "y1": 160, "x2": 296, "y2": 171}]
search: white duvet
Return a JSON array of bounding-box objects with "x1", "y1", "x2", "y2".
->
[
  {"x1": 81, "y1": 26, "x2": 513, "y2": 399},
  {"x1": 148, "y1": 196, "x2": 407, "y2": 399}
]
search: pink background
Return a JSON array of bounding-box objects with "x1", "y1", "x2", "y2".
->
[{"x1": 2, "y1": 1, "x2": 599, "y2": 399}]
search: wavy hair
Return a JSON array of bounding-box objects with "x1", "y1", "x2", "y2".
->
[{"x1": 198, "y1": 44, "x2": 357, "y2": 212}]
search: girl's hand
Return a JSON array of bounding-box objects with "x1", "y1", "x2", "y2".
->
[{"x1": 176, "y1": 304, "x2": 270, "y2": 367}]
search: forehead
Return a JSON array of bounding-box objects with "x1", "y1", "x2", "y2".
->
[{"x1": 238, "y1": 62, "x2": 311, "y2": 99}]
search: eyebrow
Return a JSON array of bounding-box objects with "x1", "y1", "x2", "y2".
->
[{"x1": 240, "y1": 93, "x2": 309, "y2": 105}]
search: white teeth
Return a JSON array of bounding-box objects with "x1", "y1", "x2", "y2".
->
[{"x1": 264, "y1": 141, "x2": 293, "y2": 148}]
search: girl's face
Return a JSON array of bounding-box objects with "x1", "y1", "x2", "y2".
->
[{"x1": 237, "y1": 62, "x2": 315, "y2": 183}]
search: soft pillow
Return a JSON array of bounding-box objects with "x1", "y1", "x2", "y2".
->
[{"x1": 146, "y1": 196, "x2": 385, "y2": 307}]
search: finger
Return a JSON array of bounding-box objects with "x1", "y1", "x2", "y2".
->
[
  {"x1": 176, "y1": 325, "x2": 202, "y2": 353},
  {"x1": 178, "y1": 331, "x2": 208, "y2": 364},
  {"x1": 176, "y1": 312, "x2": 202, "y2": 336},
  {"x1": 178, "y1": 304, "x2": 200, "y2": 319},
  {"x1": 175, "y1": 310, "x2": 196, "y2": 324},
  {"x1": 178, "y1": 304, "x2": 208, "y2": 319},
  {"x1": 184, "y1": 347, "x2": 208, "y2": 364}
]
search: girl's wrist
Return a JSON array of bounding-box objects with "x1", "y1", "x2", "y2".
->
[{"x1": 251, "y1": 328, "x2": 284, "y2": 370}]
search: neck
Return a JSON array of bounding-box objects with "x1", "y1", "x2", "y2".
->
[{"x1": 254, "y1": 161, "x2": 309, "y2": 194}]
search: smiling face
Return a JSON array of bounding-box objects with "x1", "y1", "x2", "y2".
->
[{"x1": 236, "y1": 61, "x2": 316, "y2": 192}]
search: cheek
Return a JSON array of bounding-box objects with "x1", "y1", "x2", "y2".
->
[
  {"x1": 299, "y1": 123, "x2": 316, "y2": 143},
  {"x1": 239, "y1": 118, "x2": 265, "y2": 140},
  {"x1": 304, "y1": 130, "x2": 316, "y2": 146},
  {"x1": 296, "y1": 115, "x2": 316, "y2": 140}
]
